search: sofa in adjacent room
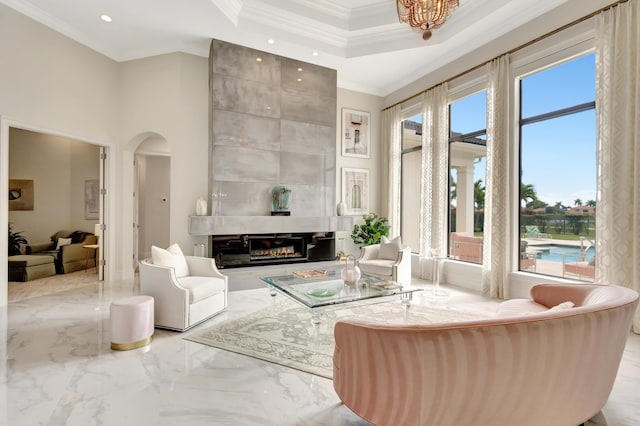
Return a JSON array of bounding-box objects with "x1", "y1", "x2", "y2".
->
[{"x1": 26, "y1": 230, "x2": 98, "y2": 274}]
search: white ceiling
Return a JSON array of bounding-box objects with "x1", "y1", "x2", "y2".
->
[{"x1": 1, "y1": 0, "x2": 596, "y2": 96}]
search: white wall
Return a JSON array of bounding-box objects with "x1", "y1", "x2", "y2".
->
[
  {"x1": 336, "y1": 88, "x2": 384, "y2": 257},
  {"x1": 0, "y1": 5, "x2": 119, "y2": 141},
  {"x1": 119, "y1": 53, "x2": 209, "y2": 276},
  {"x1": 0, "y1": 4, "x2": 119, "y2": 302}
]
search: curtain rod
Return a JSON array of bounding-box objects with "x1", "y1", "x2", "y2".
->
[{"x1": 382, "y1": 0, "x2": 627, "y2": 112}]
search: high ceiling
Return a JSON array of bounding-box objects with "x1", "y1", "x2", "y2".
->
[{"x1": 1, "y1": 0, "x2": 599, "y2": 96}]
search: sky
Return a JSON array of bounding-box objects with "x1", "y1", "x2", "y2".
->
[{"x1": 449, "y1": 53, "x2": 596, "y2": 207}]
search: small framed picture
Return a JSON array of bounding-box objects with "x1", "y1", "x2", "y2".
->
[
  {"x1": 341, "y1": 108, "x2": 370, "y2": 158},
  {"x1": 85, "y1": 179, "x2": 100, "y2": 220},
  {"x1": 342, "y1": 168, "x2": 369, "y2": 215},
  {"x1": 8, "y1": 179, "x2": 34, "y2": 211}
]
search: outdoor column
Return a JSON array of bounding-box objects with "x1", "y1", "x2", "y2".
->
[{"x1": 456, "y1": 163, "x2": 475, "y2": 234}]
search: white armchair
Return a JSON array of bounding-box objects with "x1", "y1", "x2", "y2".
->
[
  {"x1": 139, "y1": 249, "x2": 228, "y2": 332},
  {"x1": 357, "y1": 236, "x2": 412, "y2": 285}
]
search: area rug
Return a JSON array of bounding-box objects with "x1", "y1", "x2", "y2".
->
[{"x1": 185, "y1": 298, "x2": 490, "y2": 379}]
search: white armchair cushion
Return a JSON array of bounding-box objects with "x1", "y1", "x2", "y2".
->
[
  {"x1": 359, "y1": 259, "x2": 395, "y2": 276},
  {"x1": 177, "y1": 276, "x2": 226, "y2": 304},
  {"x1": 152, "y1": 244, "x2": 190, "y2": 278},
  {"x1": 379, "y1": 236, "x2": 402, "y2": 260}
]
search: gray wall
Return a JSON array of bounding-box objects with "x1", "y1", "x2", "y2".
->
[{"x1": 209, "y1": 40, "x2": 337, "y2": 217}]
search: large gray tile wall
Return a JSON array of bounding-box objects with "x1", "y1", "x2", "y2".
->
[{"x1": 209, "y1": 39, "x2": 337, "y2": 217}]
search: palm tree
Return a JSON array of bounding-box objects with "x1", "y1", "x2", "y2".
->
[
  {"x1": 474, "y1": 179, "x2": 485, "y2": 209},
  {"x1": 520, "y1": 183, "x2": 538, "y2": 208},
  {"x1": 450, "y1": 179, "x2": 457, "y2": 199},
  {"x1": 586, "y1": 200, "x2": 596, "y2": 207},
  {"x1": 574, "y1": 198, "x2": 583, "y2": 206}
]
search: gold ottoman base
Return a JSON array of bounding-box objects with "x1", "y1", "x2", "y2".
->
[{"x1": 111, "y1": 335, "x2": 153, "y2": 351}]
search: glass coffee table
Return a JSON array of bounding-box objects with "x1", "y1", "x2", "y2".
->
[{"x1": 260, "y1": 266, "x2": 421, "y2": 324}]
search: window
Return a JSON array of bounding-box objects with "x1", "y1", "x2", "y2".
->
[
  {"x1": 401, "y1": 113, "x2": 422, "y2": 253},
  {"x1": 448, "y1": 91, "x2": 487, "y2": 264},
  {"x1": 519, "y1": 53, "x2": 596, "y2": 281}
]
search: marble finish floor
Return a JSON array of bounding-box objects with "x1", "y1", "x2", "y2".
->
[{"x1": 1, "y1": 275, "x2": 639, "y2": 425}]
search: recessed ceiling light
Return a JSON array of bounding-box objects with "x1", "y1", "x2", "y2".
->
[
  {"x1": 256, "y1": 57, "x2": 262, "y2": 62},
  {"x1": 297, "y1": 68, "x2": 303, "y2": 72},
  {"x1": 297, "y1": 78, "x2": 302, "y2": 82},
  {"x1": 100, "y1": 14, "x2": 112, "y2": 23},
  {"x1": 312, "y1": 51, "x2": 319, "y2": 57},
  {"x1": 267, "y1": 39, "x2": 275, "y2": 44}
]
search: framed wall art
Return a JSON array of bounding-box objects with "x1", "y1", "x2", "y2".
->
[
  {"x1": 85, "y1": 179, "x2": 100, "y2": 220},
  {"x1": 341, "y1": 108, "x2": 370, "y2": 158},
  {"x1": 8, "y1": 179, "x2": 34, "y2": 211},
  {"x1": 341, "y1": 168, "x2": 369, "y2": 215}
]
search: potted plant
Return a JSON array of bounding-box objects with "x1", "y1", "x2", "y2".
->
[
  {"x1": 8, "y1": 223, "x2": 28, "y2": 256},
  {"x1": 351, "y1": 213, "x2": 390, "y2": 247}
]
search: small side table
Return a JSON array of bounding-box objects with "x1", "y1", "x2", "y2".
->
[{"x1": 83, "y1": 244, "x2": 99, "y2": 271}]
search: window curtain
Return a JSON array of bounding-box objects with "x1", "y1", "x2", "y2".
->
[
  {"x1": 381, "y1": 105, "x2": 402, "y2": 236},
  {"x1": 419, "y1": 84, "x2": 448, "y2": 277},
  {"x1": 482, "y1": 55, "x2": 511, "y2": 299},
  {"x1": 595, "y1": 0, "x2": 640, "y2": 334}
]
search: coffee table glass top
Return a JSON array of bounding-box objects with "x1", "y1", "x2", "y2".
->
[{"x1": 260, "y1": 266, "x2": 420, "y2": 309}]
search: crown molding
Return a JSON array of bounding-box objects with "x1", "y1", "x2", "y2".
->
[
  {"x1": 212, "y1": 0, "x2": 244, "y2": 27},
  {"x1": 242, "y1": 1, "x2": 349, "y2": 48}
]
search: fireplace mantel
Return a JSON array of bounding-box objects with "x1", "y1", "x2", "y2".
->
[{"x1": 189, "y1": 215, "x2": 354, "y2": 236}]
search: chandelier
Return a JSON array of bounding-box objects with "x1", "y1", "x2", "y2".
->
[{"x1": 397, "y1": 0, "x2": 460, "y2": 40}]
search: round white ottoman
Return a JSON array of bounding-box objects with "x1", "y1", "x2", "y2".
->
[{"x1": 110, "y1": 295, "x2": 154, "y2": 351}]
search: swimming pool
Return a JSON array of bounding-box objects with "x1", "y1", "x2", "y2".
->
[{"x1": 535, "y1": 244, "x2": 595, "y2": 263}]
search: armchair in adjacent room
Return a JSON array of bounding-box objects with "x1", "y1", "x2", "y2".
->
[
  {"x1": 357, "y1": 236, "x2": 411, "y2": 284},
  {"x1": 139, "y1": 244, "x2": 228, "y2": 332}
]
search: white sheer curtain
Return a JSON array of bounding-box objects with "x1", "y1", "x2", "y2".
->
[
  {"x1": 595, "y1": 0, "x2": 640, "y2": 333},
  {"x1": 482, "y1": 55, "x2": 510, "y2": 299},
  {"x1": 381, "y1": 105, "x2": 402, "y2": 236},
  {"x1": 419, "y1": 84, "x2": 448, "y2": 277}
]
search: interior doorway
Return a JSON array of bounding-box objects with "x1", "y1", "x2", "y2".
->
[
  {"x1": 1, "y1": 118, "x2": 112, "y2": 306},
  {"x1": 133, "y1": 135, "x2": 171, "y2": 267}
]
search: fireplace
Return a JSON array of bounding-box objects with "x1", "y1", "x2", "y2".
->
[{"x1": 210, "y1": 232, "x2": 335, "y2": 268}]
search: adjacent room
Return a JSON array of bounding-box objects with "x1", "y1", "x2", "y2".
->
[{"x1": 1, "y1": 0, "x2": 639, "y2": 425}]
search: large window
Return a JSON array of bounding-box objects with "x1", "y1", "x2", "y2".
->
[
  {"x1": 401, "y1": 113, "x2": 422, "y2": 253},
  {"x1": 448, "y1": 91, "x2": 487, "y2": 264},
  {"x1": 519, "y1": 53, "x2": 596, "y2": 281}
]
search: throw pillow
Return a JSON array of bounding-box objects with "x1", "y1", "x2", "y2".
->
[
  {"x1": 56, "y1": 237, "x2": 73, "y2": 250},
  {"x1": 69, "y1": 230, "x2": 89, "y2": 243},
  {"x1": 549, "y1": 301, "x2": 575, "y2": 310},
  {"x1": 151, "y1": 243, "x2": 190, "y2": 278},
  {"x1": 379, "y1": 236, "x2": 402, "y2": 260}
]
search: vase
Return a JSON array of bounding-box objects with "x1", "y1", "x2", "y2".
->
[
  {"x1": 195, "y1": 196, "x2": 207, "y2": 216},
  {"x1": 271, "y1": 186, "x2": 292, "y2": 212},
  {"x1": 341, "y1": 254, "x2": 361, "y2": 285},
  {"x1": 193, "y1": 243, "x2": 205, "y2": 257},
  {"x1": 337, "y1": 201, "x2": 347, "y2": 216}
]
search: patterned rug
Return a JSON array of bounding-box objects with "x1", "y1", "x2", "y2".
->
[{"x1": 185, "y1": 297, "x2": 490, "y2": 379}]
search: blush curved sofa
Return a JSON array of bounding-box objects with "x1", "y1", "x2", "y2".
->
[{"x1": 333, "y1": 284, "x2": 638, "y2": 426}]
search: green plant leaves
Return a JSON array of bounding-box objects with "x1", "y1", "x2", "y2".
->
[{"x1": 351, "y1": 214, "x2": 390, "y2": 247}]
